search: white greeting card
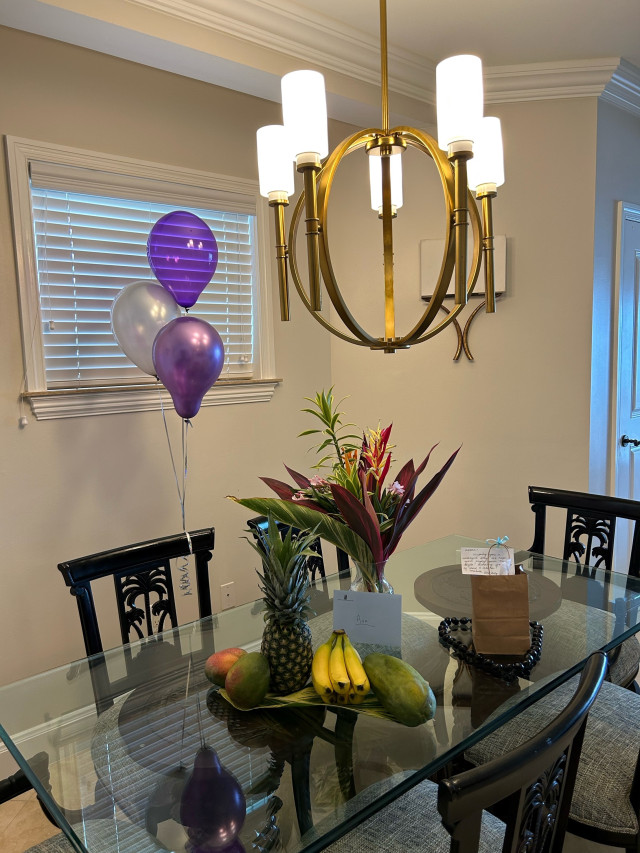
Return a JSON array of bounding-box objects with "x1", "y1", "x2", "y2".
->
[
  {"x1": 460, "y1": 546, "x2": 515, "y2": 575},
  {"x1": 332, "y1": 589, "x2": 402, "y2": 646}
]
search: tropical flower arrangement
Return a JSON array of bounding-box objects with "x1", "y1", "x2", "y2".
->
[{"x1": 230, "y1": 389, "x2": 459, "y2": 592}]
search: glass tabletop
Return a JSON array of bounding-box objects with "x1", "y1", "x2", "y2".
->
[{"x1": 2, "y1": 534, "x2": 640, "y2": 853}]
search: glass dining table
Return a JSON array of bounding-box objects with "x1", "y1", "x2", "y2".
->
[{"x1": 2, "y1": 534, "x2": 640, "y2": 853}]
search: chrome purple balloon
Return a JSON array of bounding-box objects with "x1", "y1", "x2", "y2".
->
[
  {"x1": 152, "y1": 316, "x2": 225, "y2": 419},
  {"x1": 147, "y1": 211, "x2": 218, "y2": 308},
  {"x1": 180, "y1": 746, "x2": 246, "y2": 852}
]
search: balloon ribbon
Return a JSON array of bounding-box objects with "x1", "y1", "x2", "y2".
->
[{"x1": 159, "y1": 384, "x2": 194, "y2": 596}]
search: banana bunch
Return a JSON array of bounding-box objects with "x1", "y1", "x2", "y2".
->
[{"x1": 311, "y1": 629, "x2": 370, "y2": 705}]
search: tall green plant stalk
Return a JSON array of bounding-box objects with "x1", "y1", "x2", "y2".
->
[{"x1": 298, "y1": 387, "x2": 360, "y2": 470}]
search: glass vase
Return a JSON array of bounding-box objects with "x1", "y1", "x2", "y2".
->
[{"x1": 350, "y1": 560, "x2": 394, "y2": 594}]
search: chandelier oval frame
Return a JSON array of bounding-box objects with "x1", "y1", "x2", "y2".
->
[{"x1": 287, "y1": 126, "x2": 483, "y2": 351}]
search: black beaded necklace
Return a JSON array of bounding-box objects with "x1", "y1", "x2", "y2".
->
[{"x1": 438, "y1": 617, "x2": 544, "y2": 682}]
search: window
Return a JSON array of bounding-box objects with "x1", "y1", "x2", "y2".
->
[{"x1": 6, "y1": 137, "x2": 277, "y2": 419}]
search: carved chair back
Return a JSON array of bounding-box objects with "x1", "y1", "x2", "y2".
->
[
  {"x1": 528, "y1": 486, "x2": 640, "y2": 577},
  {"x1": 58, "y1": 528, "x2": 215, "y2": 658},
  {"x1": 439, "y1": 651, "x2": 606, "y2": 853}
]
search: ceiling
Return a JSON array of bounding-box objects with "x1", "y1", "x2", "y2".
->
[{"x1": 1, "y1": 0, "x2": 639, "y2": 126}]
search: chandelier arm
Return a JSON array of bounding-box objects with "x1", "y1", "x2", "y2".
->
[
  {"x1": 452, "y1": 153, "x2": 472, "y2": 306},
  {"x1": 381, "y1": 151, "x2": 395, "y2": 340},
  {"x1": 270, "y1": 200, "x2": 290, "y2": 321},
  {"x1": 287, "y1": 182, "x2": 376, "y2": 347},
  {"x1": 478, "y1": 191, "x2": 497, "y2": 313},
  {"x1": 300, "y1": 164, "x2": 322, "y2": 311}
]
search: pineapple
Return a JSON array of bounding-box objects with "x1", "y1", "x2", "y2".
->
[{"x1": 248, "y1": 516, "x2": 317, "y2": 695}]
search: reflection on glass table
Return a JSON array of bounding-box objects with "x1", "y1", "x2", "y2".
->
[{"x1": 2, "y1": 534, "x2": 640, "y2": 853}]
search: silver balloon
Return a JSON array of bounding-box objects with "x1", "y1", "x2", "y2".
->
[{"x1": 111, "y1": 280, "x2": 182, "y2": 376}]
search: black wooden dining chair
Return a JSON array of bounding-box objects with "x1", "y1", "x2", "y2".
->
[
  {"x1": 58, "y1": 527, "x2": 215, "y2": 658},
  {"x1": 324, "y1": 652, "x2": 606, "y2": 853},
  {"x1": 466, "y1": 665, "x2": 640, "y2": 851},
  {"x1": 527, "y1": 485, "x2": 640, "y2": 688}
]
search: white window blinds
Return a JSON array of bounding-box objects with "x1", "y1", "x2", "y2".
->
[{"x1": 30, "y1": 186, "x2": 257, "y2": 388}]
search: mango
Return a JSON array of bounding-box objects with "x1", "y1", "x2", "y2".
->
[
  {"x1": 225, "y1": 652, "x2": 270, "y2": 710},
  {"x1": 204, "y1": 647, "x2": 247, "y2": 686},
  {"x1": 363, "y1": 653, "x2": 436, "y2": 727}
]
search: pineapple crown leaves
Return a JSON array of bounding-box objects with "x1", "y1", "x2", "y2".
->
[{"x1": 244, "y1": 515, "x2": 318, "y2": 623}]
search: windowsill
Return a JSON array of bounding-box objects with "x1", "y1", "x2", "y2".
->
[{"x1": 23, "y1": 378, "x2": 281, "y2": 420}]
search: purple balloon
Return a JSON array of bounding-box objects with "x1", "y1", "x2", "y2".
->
[
  {"x1": 147, "y1": 211, "x2": 218, "y2": 308},
  {"x1": 153, "y1": 316, "x2": 225, "y2": 419},
  {"x1": 181, "y1": 746, "x2": 246, "y2": 852}
]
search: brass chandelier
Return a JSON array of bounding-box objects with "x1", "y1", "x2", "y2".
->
[{"x1": 256, "y1": 0, "x2": 504, "y2": 353}]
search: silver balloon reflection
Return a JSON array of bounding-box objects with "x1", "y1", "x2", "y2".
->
[{"x1": 112, "y1": 280, "x2": 182, "y2": 376}]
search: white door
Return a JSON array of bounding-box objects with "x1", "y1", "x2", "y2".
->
[{"x1": 614, "y1": 202, "x2": 640, "y2": 567}]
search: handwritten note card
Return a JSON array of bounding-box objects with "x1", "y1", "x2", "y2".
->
[
  {"x1": 460, "y1": 546, "x2": 515, "y2": 575},
  {"x1": 332, "y1": 590, "x2": 402, "y2": 646}
]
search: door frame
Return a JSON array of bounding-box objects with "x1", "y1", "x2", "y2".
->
[{"x1": 611, "y1": 201, "x2": 640, "y2": 498}]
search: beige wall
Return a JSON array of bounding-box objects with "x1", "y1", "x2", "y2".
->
[
  {"x1": 326, "y1": 97, "x2": 599, "y2": 550},
  {"x1": 0, "y1": 26, "x2": 337, "y2": 685},
  {"x1": 0, "y1": 23, "x2": 627, "y2": 689}
]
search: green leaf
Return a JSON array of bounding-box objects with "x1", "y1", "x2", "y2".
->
[
  {"x1": 298, "y1": 429, "x2": 321, "y2": 436},
  {"x1": 230, "y1": 496, "x2": 373, "y2": 564},
  {"x1": 217, "y1": 685, "x2": 396, "y2": 722}
]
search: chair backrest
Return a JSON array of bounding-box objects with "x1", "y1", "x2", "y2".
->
[
  {"x1": 438, "y1": 651, "x2": 607, "y2": 853},
  {"x1": 528, "y1": 485, "x2": 640, "y2": 576},
  {"x1": 247, "y1": 515, "x2": 350, "y2": 582},
  {"x1": 58, "y1": 527, "x2": 215, "y2": 658}
]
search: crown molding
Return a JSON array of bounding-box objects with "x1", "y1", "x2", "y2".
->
[
  {"x1": 126, "y1": 0, "x2": 640, "y2": 114},
  {"x1": 126, "y1": 0, "x2": 435, "y2": 101},
  {"x1": 485, "y1": 58, "x2": 622, "y2": 102},
  {"x1": 601, "y1": 59, "x2": 640, "y2": 118},
  {"x1": 4, "y1": 0, "x2": 640, "y2": 119}
]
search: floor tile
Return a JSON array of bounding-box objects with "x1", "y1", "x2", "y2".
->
[{"x1": 0, "y1": 798, "x2": 61, "y2": 853}]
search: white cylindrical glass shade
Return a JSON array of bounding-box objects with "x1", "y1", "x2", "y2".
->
[
  {"x1": 467, "y1": 116, "x2": 505, "y2": 190},
  {"x1": 256, "y1": 125, "x2": 294, "y2": 197},
  {"x1": 281, "y1": 70, "x2": 328, "y2": 159},
  {"x1": 436, "y1": 55, "x2": 484, "y2": 150},
  {"x1": 369, "y1": 152, "x2": 403, "y2": 213}
]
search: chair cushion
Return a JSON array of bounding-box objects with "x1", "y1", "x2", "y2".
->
[
  {"x1": 319, "y1": 774, "x2": 506, "y2": 853},
  {"x1": 526, "y1": 597, "x2": 640, "y2": 688},
  {"x1": 25, "y1": 820, "x2": 159, "y2": 852},
  {"x1": 608, "y1": 634, "x2": 640, "y2": 687},
  {"x1": 466, "y1": 678, "x2": 640, "y2": 836}
]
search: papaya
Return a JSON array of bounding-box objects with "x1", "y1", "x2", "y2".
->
[
  {"x1": 224, "y1": 652, "x2": 270, "y2": 711},
  {"x1": 363, "y1": 653, "x2": 436, "y2": 727}
]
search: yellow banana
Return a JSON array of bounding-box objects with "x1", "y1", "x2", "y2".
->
[
  {"x1": 311, "y1": 636, "x2": 334, "y2": 698},
  {"x1": 329, "y1": 631, "x2": 350, "y2": 696},
  {"x1": 343, "y1": 634, "x2": 370, "y2": 695},
  {"x1": 348, "y1": 690, "x2": 367, "y2": 705}
]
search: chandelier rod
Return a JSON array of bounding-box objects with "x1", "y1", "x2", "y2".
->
[{"x1": 380, "y1": 0, "x2": 389, "y2": 134}]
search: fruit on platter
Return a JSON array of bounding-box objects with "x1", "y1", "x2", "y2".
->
[
  {"x1": 363, "y1": 653, "x2": 436, "y2": 727},
  {"x1": 204, "y1": 647, "x2": 247, "y2": 687},
  {"x1": 248, "y1": 517, "x2": 319, "y2": 695},
  {"x1": 311, "y1": 629, "x2": 370, "y2": 705},
  {"x1": 224, "y1": 651, "x2": 270, "y2": 711}
]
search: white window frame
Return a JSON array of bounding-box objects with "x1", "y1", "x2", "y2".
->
[{"x1": 5, "y1": 136, "x2": 279, "y2": 419}]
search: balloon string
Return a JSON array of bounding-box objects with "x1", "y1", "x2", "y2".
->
[{"x1": 159, "y1": 385, "x2": 193, "y2": 596}]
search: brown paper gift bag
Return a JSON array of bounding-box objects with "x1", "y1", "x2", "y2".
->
[{"x1": 470, "y1": 571, "x2": 531, "y2": 655}]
